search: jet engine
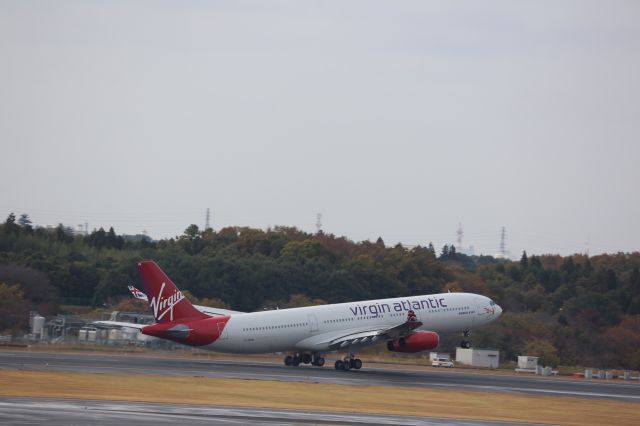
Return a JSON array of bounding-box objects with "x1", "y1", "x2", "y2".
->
[{"x1": 386, "y1": 331, "x2": 439, "y2": 353}]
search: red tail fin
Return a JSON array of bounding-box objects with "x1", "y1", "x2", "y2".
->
[{"x1": 137, "y1": 261, "x2": 208, "y2": 323}]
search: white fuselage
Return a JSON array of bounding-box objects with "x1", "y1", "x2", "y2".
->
[{"x1": 206, "y1": 292, "x2": 500, "y2": 354}]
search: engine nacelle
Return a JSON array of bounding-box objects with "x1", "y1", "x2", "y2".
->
[{"x1": 386, "y1": 331, "x2": 439, "y2": 353}]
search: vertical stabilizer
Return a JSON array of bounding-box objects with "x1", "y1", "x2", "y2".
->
[{"x1": 137, "y1": 261, "x2": 208, "y2": 323}]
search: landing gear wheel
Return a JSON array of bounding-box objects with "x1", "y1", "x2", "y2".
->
[
  {"x1": 335, "y1": 360, "x2": 344, "y2": 370},
  {"x1": 301, "y1": 353, "x2": 312, "y2": 364},
  {"x1": 291, "y1": 356, "x2": 300, "y2": 366},
  {"x1": 342, "y1": 360, "x2": 352, "y2": 371},
  {"x1": 352, "y1": 358, "x2": 362, "y2": 369},
  {"x1": 461, "y1": 330, "x2": 472, "y2": 349},
  {"x1": 284, "y1": 355, "x2": 293, "y2": 366},
  {"x1": 311, "y1": 354, "x2": 325, "y2": 367}
]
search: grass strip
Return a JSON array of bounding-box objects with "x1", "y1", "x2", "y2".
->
[{"x1": 0, "y1": 370, "x2": 636, "y2": 425}]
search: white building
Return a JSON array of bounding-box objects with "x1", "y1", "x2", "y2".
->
[
  {"x1": 518, "y1": 356, "x2": 539, "y2": 369},
  {"x1": 456, "y1": 348, "x2": 500, "y2": 368}
]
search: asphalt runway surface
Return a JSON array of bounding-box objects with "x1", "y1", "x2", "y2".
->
[
  {"x1": 1, "y1": 351, "x2": 638, "y2": 402},
  {"x1": 0, "y1": 397, "x2": 543, "y2": 426}
]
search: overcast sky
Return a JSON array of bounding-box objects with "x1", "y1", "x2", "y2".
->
[{"x1": 1, "y1": 1, "x2": 639, "y2": 257}]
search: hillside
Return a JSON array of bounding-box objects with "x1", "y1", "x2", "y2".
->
[{"x1": 1, "y1": 213, "x2": 639, "y2": 369}]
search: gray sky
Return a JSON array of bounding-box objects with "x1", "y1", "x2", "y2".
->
[{"x1": 1, "y1": 1, "x2": 639, "y2": 257}]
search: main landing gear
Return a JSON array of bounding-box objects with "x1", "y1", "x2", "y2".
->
[
  {"x1": 284, "y1": 352, "x2": 325, "y2": 367},
  {"x1": 283, "y1": 352, "x2": 362, "y2": 371},
  {"x1": 334, "y1": 354, "x2": 362, "y2": 371},
  {"x1": 460, "y1": 329, "x2": 472, "y2": 349}
]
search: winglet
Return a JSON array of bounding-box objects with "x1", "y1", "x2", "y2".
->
[{"x1": 128, "y1": 284, "x2": 148, "y2": 302}]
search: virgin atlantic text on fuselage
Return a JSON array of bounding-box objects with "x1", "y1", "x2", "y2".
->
[{"x1": 349, "y1": 297, "x2": 448, "y2": 317}]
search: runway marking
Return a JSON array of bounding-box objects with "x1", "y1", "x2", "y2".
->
[
  {"x1": 0, "y1": 397, "x2": 541, "y2": 426},
  {"x1": 9, "y1": 361, "x2": 637, "y2": 400},
  {"x1": 1, "y1": 351, "x2": 638, "y2": 403},
  {"x1": 427, "y1": 382, "x2": 640, "y2": 401},
  {"x1": 2, "y1": 370, "x2": 639, "y2": 426}
]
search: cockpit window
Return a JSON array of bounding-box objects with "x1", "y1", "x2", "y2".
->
[{"x1": 489, "y1": 300, "x2": 495, "y2": 306}]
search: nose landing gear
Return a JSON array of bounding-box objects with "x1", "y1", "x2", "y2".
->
[{"x1": 460, "y1": 329, "x2": 472, "y2": 349}]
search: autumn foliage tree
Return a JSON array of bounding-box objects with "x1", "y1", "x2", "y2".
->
[
  {"x1": 1, "y1": 214, "x2": 640, "y2": 368},
  {"x1": 0, "y1": 283, "x2": 29, "y2": 334}
]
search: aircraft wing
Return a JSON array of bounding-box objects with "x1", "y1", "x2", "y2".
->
[
  {"x1": 195, "y1": 305, "x2": 246, "y2": 317},
  {"x1": 327, "y1": 320, "x2": 423, "y2": 350},
  {"x1": 380, "y1": 320, "x2": 424, "y2": 339},
  {"x1": 296, "y1": 320, "x2": 423, "y2": 351}
]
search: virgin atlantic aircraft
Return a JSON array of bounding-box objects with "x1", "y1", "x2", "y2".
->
[{"x1": 99, "y1": 261, "x2": 502, "y2": 371}]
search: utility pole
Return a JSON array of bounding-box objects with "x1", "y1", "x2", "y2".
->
[
  {"x1": 456, "y1": 223, "x2": 464, "y2": 252},
  {"x1": 205, "y1": 208, "x2": 211, "y2": 230},
  {"x1": 585, "y1": 235, "x2": 590, "y2": 257}
]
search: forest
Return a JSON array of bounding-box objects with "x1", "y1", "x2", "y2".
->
[{"x1": 1, "y1": 212, "x2": 639, "y2": 370}]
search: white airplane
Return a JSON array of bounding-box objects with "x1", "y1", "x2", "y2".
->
[{"x1": 99, "y1": 260, "x2": 502, "y2": 371}]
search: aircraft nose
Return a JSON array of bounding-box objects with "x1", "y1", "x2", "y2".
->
[{"x1": 495, "y1": 304, "x2": 503, "y2": 317}]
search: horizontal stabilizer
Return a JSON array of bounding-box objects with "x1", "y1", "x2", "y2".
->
[{"x1": 90, "y1": 320, "x2": 145, "y2": 330}]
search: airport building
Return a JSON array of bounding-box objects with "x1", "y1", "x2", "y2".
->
[
  {"x1": 25, "y1": 311, "x2": 167, "y2": 348},
  {"x1": 455, "y1": 348, "x2": 500, "y2": 368}
]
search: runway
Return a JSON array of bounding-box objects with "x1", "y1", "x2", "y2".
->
[
  {"x1": 0, "y1": 351, "x2": 638, "y2": 402},
  {"x1": 0, "y1": 397, "x2": 541, "y2": 426}
]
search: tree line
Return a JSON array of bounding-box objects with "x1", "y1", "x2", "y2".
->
[{"x1": 0, "y1": 213, "x2": 639, "y2": 370}]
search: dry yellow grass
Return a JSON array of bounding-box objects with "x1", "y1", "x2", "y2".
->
[{"x1": 0, "y1": 370, "x2": 637, "y2": 425}]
